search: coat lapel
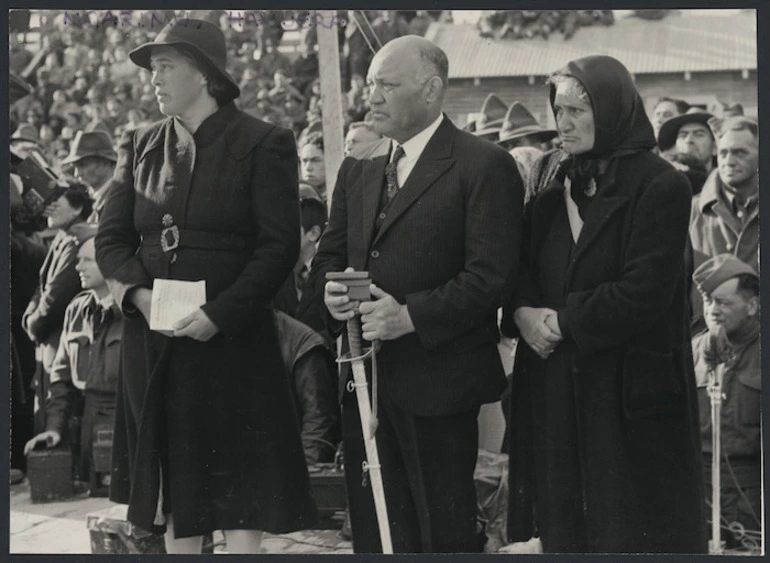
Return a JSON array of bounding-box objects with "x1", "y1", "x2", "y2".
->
[
  {"x1": 164, "y1": 118, "x2": 196, "y2": 227},
  {"x1": 372, "y1": 118, "x2": 455, "y2": 247},
  {"x1": 568, "y1": 161, "x2": 629, "y2": 273},
  {"x1": 362, "y1": 152, "x2": 389, "y2": 255}
]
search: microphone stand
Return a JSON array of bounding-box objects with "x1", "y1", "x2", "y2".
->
[{"x1": 707, "y1": 360, "x2": 725, "y2": 555}]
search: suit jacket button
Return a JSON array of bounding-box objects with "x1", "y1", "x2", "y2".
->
[
  {"x1": 370, "y1": 250, "x2": 380, "y2": 259},
  {"x1": 379, "y1": 212, "x2": 386, "y2": 220}
]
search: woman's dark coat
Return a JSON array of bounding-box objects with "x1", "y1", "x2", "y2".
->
[
  {"x1": 503, "y1": 56, "x2": 707, "y2": 553},
  {"x1": 95, "y1": 103, "x2": 317, "y2": 538}
]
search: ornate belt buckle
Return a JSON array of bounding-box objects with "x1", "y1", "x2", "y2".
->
[{"x1": 161, "y1": 225, "x2": 179, "y2": 252}]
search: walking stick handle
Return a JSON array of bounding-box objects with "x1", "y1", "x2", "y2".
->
[{"x1": 348, "y1": 315, "x2": 363, "y2": 356}]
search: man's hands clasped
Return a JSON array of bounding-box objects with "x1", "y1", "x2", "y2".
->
[{"x1": 324, "y1": 268, "x2": 415, "y2": 341}]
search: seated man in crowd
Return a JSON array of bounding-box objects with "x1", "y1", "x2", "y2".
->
[
  {"x1": 657, "y1": 107, "x2": 717, "y2": 174},
  {"x1": 689, "y1": 115, "x2": 759, "y2": 332},
  {"x1": 59, "y1": 130, "x2": 117, "y2": 223},
  {"x1": 273, "y1": 197, "x2": 329, "y2": 342},
  {"x1": 691, "y1": 254, "x2": 761, "y2": 550},
  {"x1": 299, "y1": 132, "x2": 327, "y2": 202},
  {"x1": 274, "y1": 310, "x2": 340, "y2": 465},
  {"x1": 344, "y1": 121, "x2": 382, "y2": 157},
  {"x1": 24, "y1": 234, "x2": 121, "y2": 495},
  {"x1": 650, "y1": 96, "x2": 689, "y2": 145}
]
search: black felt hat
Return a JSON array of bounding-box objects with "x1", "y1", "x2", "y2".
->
[{"x1": 129, "y1": 18, "x2": 240, "y2": 102}]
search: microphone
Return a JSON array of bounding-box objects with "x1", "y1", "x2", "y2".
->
[{"x1": 705, "y1": 324, "x2": 731, "y2": 369}]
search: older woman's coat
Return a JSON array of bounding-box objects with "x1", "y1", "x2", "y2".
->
[
  {"x1": 95, "y1": 103, "x2": 317, "y2": 538},
  {"x1": 503, "y1": 56, "x2": 707, "y2": 554}
]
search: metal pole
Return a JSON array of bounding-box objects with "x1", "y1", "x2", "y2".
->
[{"x1": 346, "y1": 315, "x2": 393, "y2": 553}]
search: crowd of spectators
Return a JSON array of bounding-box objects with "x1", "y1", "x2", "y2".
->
[
  {"x1": 9, "y1": 11, "x2": 760, "y2": 551},
  {"x1": 10, "y1": 9, "x2": 442, "y2": 176}
]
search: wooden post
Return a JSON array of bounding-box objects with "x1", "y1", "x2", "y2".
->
[{"x1": 316, "y1": 10, "x2": 345, "y2": 210}]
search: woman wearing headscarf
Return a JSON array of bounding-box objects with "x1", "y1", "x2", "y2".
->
[
  {"x1": 503, "y1": 56, "x2": 707, "y2": 553},
  {"x1": 94, "y1": 19, "x2": 316, "y2": 554}
]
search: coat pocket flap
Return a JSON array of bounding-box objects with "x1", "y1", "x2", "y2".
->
[
  {"x1": 623, "y1": 347, "x2": 685, "y2": 419},
  {"x1": 107, "y1": 331, "x2": 123, "y2": 346},
  {"x1": 738, "y1": 370, "x2": 761, "y2": 391}
]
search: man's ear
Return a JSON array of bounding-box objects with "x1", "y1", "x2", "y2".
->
[
  {"x1": 747, "y1": 295, "x2": 760, "y2": 318},
  {"x1": 308, "y1": 225, "x2": 322, "y2": 242},
  {"x1": 424, "y1": 76, "x2": 443, "y2": 105}
]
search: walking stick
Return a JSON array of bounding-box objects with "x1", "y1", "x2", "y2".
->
[{"x1": 328, "y1": 271, "x2": 393, "y2": 553}]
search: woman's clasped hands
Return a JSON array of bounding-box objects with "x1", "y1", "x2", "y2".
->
[{"x1": 514, "y1": 306, "x2": 563, "y2": 359}]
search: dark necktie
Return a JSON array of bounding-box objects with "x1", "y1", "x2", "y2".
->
[
  {"x1": 385, "y1": 144, "x2": 406, "y2": 200},
  {"x1": 295, "y1": 264, "x2": 309, "y2": 301}
]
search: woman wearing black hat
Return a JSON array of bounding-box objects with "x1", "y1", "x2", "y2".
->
[
  {"x1": 95, "y1": 19, "x2": 316, "y2": 553},
  {"x1": 502, "y1": 56, "x2": 707, "y2": 553}
]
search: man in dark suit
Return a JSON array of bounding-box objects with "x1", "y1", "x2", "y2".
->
[{"x1": 312, "y1": 35, "x2": 523, "y2": 553}]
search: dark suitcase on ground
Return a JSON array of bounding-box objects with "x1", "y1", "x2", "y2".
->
[
  {"x1": 92, "y1": 428, "x2": 113, "y2": 473},
  {"x1": 308, "y1": 463, "x2": 347, "y2": 516},
  {"x1": 27, "y1": 447, "x2": 73, "y2": 502}
]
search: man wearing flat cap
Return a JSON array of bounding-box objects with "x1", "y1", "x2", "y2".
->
[
  {"x1": 691, "y1": 254, "x2": 761, "y2": 550},
  {"x1": 60, "y1": 130, "x2": 117, "y2": 224},
  {"x1": 689, "y1": 115, "x2": 759, "y2": 333}
]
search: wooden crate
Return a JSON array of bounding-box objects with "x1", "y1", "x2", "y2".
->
[
  {"x1": 87, "y1": 504, "x2": 165, "y2": 554},
  {"x1": 27, "y1": 447, "x2": 73, "y2": 503},
  {"x1": 87, "y1": 504, "x2": 215, "y2": 554}
]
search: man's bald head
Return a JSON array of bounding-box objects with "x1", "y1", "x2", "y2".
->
[
  {"x1": 366, "y1": 35, "x2": 448, "y2": 143},
  {"x1": 375, "y1": 35, "x2": 449, "y2": 90}
]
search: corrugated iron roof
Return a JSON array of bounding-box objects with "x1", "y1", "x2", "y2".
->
[{"x1": 426, "y1": 11, "x2": 756, "y2": 79}]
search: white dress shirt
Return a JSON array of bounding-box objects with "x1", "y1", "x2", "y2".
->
[{"x1": 389, "y1": 114, "x2": 444, "y2": 187}]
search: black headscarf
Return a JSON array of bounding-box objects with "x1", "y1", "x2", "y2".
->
[{"x1": 549, "y1": 56, "x2": 657, "y2": 215}]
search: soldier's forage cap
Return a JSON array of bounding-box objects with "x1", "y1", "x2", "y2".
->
[{"x1": 693, "y1": 253, "x2": 758, "y2": 296}]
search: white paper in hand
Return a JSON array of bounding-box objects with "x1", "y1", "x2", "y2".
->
[{"x1": 150, "y1": 279, "x2": 207, "y2": 332}]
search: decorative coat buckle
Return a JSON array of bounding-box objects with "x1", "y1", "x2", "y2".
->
[{"x1": 161, "y1": 225, "x2": 179, "y2": 252}]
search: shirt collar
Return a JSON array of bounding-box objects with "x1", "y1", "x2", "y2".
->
[
  {"x1": 96, "y1": 292, "x2": 115, "y2": 311},
  {"x1": 702, "y1": 170, "x2": 759, "y2": 215},
  {"x1": 83, "y1": 290, "x2": 115, "y2": 315},
  {"x1": 92, "y1": 179, "x2": 111, "y2": 205},
  {"x1": 391, "y1": 113, "x2": 444, "y2": 163},
  {"x1": 698, "y1": 169, "x2": 724, "y2": 212},
  {"x1": 722, "y1": 184, "x2": 759, "y2": 213}
]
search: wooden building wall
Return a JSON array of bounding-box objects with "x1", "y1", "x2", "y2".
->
[{"x1": 444, "y1": 70, "x2": 758, "y2": 130}]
